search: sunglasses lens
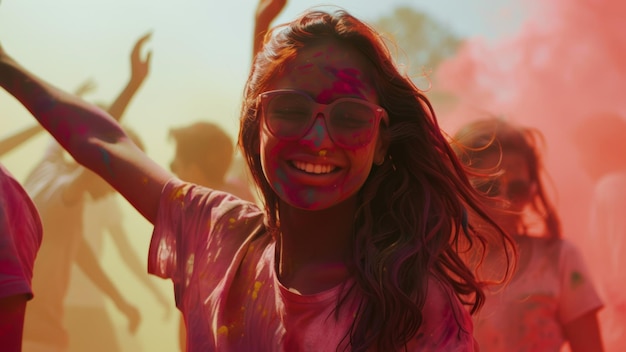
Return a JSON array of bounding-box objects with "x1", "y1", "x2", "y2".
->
[
  {"x1": 265, "y1": 92, "x2": 312, "y2": 139},
  {"x1": 507, "y1": 180, "x2": 531, "y2": 201},
  {"x1": 329, "y1": 101, "x2": 376, "y2": 147}
]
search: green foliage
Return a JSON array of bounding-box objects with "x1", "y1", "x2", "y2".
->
[{"x1": 373, "y1": 6, "x2": 463, "y2": 77}]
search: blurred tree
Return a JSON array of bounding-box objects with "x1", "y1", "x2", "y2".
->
[
  {"x1": 372, "y1": 6, "x2": 463, "y2": 110},
  {"x1": 373, "y1": 6, "x2": 462, "y2": 76}
]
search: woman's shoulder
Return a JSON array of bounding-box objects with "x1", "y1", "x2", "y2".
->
[
  {"x1": 154, "y1": 178, "x2": 266, "y2": 248},
  {"x1": 163, "y1": 178, "x2": 263, "y2": 217}
]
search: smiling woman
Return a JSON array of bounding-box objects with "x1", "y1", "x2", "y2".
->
[
  {"x1": 254, "y1": 40, "x2": 388, "y2": 211},
  {"x1": 0, "y1": 4, "x2": 516, "y2": 352}
]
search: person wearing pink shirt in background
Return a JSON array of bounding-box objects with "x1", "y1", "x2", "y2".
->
[
  {"x1": 453, "y1": 118, "x2": 604, "y2": 352},
  {"x1": 0, "y1": 4, "x2": 518, "y2": 350},
  {"x1": 0, "y1": 163, "x2": 42, "y2": 352}
]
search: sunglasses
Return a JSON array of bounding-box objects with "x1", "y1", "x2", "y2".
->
[
  {"x1": 258, "y1": 89, "x2": 388, "y2": 149},
  {"x1": 475, "y1": 178, "x2": 532, "y2": 201}
]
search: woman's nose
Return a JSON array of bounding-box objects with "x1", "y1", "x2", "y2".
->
[{"x1": 300, "y1": 113, "x2": 334, "y2": 150}]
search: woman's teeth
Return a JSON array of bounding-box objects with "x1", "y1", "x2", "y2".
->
[{"x1": 292, "y1": 161, "x2": 335, "y2": 174}]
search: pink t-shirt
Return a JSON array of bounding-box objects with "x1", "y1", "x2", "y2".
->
[
  {"x1": 473, "y1": 236, "x2": 603, "y2": 351},
  {"x1": 0, "y1": 164, "x2": 42, "y2": 300},
  {"x1": 149, "y1": 179, "x2": 476, "y2": 351}
]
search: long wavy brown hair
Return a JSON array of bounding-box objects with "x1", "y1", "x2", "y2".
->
[{"x1": 239, "y1": 9, "x2": 514, "y2": 351}]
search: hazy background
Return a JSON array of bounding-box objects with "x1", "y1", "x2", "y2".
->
[{"x1": 4, "y1": 0, "x2": 623, "y2": 351}]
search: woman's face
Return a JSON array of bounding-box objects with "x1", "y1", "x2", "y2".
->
[
  {"x1": 475, "y1": 150, "x2": 534, "y2": 213},
  {"x1": 258, "y1": 39, "x2": 388, "y2": 210}
]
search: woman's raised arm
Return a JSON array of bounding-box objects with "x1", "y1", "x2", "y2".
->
[{"x1": 0, "y1": 44, "x2": 171, "y2": 223}]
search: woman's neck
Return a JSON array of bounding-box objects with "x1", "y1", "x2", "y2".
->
[{"x1": 275, "y1": 197, "x2": 356, "y2": 294}]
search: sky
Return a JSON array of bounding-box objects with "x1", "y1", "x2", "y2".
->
[
  {"x1": 0, "y1": 0, "x2": 527, "y2": 180},
  {"x1": 0, "y1": 1, "x2": 533, "y2": 351}
]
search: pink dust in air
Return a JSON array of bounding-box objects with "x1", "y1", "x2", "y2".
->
[{"x1": 433, "y1": 0, "x2": 626, "y2": 350}]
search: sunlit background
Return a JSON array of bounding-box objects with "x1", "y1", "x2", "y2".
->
[{"x1": 2, "y1": 0, "x2": 624, "y2": 351}]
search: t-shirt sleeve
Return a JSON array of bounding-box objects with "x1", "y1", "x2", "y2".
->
[
  {"x1": 147, "y1": 178, "x2": 263, "y2": 307},
  {"x1": 558, "y1": 239, "x2": 604, "y2": 324},
  {"x1": 0, "y1": 165, "x2": 43, "y2": 300}
]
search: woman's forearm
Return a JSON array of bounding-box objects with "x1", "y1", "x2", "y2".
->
[{"x1": 0, "y1": 53, "x2": 126, "y2": 174}]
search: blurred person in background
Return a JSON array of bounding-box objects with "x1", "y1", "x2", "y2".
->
[
  {"x1": 19, "y1": 32, "x2": 152, "y2": 352},
  {"x1": 453, "y1": 118, "x2": 604, "y2": 352},
  {"x1": 168, "y1": 120, "x2": 256, "y2": 351},
  {"x1": 573, "y1": 112, "x2": 626, "y2": 352}
]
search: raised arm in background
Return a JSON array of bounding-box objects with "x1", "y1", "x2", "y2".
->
[
  {"x1": 0, "y1": 41, "x2": 171, "y2": 224},
  {"x1": 0, "y1": 124, "x2": 43, "y2": 157},
  {"x1": 74, "y1": 235, "x2": 141, "y2": 333},
  {"x1": 253, "y1": 0, "x2": 286, "y2": 56},
  {"x1": 107, "y1": 221, "x2": 172, "y2": 316},
  {"x1": 107, "y1": 32, "x2": 152, "y2": 121},
  {"x1": 60, "y1": 33, "x2": 152, "y2": 206}
]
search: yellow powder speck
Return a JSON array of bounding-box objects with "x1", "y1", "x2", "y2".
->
[
  {"x1": 252, "y1": 281, "x2": 263, "y2": 300},
  {"x1": 217, "y1": 325, "x2": 229, "y2": 336}
]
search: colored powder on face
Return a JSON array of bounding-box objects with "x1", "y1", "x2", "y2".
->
[
  {"x1": 297, "y1": 63, "x2": 314, "y2": 72},
  {"x1": 309, "y1": 123, "x2": 326, "y2": 148},
  {"x1": 275, "y1": 168, "x2": 288, "y2": 182},
  {"x1": 272, "y1": 181, "x2": 285, "y2": 200},
  {"x1": 305, "y1": 189, "x2": 316, "y2": 205},
  {"x1": 316, "y1": 67, "x2": 367, "y2": 102}
]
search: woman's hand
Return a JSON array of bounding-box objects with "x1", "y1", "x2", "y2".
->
[
  {"x1": 116, "y1": 299, "x2": 142, "y2": 334},
  {"x1": 129, "y1": 32, "x2": 153, "y2": 86}
]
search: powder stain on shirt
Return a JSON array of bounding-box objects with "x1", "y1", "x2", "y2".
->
[
  {"x1": 252, "y1": 281, "x2": 263, "y2": 300},
  {"x1": 570, "y1": 271, "x2": 584, "y2": 288},
  {"x1": 217, "y1": 325, "x2": 229, "y2": 337}
]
